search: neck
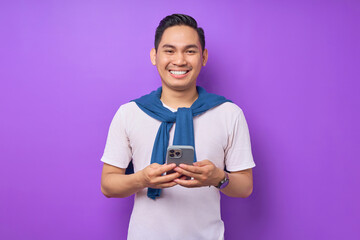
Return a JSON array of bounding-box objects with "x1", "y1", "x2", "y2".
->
[{"x1": 160, "y1": 86, "x2": 198, "y2": 109}]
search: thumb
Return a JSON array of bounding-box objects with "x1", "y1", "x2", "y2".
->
[
  {"x1": 194, "y1": 160, "x2": 210, "y2": 166},
  {"x1": 150, "y1": 163, "x2": 161, "y2": 168}
]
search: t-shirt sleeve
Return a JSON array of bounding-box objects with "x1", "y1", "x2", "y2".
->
[
  {"x1": 224, "y1": 109, "x2": 255, "y2": 172},
  {"x1": 101, "y1": 105, "x2": 132, "y2": 169}
]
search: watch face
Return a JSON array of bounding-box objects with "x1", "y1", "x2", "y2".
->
[
  {"x1": 219, "y1": 178, "x2": 229, "y2": 189},
  {"x1": 217, "y1": 172, "x2": 229, "y2": 189}
]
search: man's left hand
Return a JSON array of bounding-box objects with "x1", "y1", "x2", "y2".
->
[{"x1": 173, "y1": 160, "x2": 224, "y2": 188}]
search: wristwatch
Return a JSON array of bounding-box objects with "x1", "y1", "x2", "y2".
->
[{"x1": 215, "y1": 172, "x2": 229, "y2": 189}]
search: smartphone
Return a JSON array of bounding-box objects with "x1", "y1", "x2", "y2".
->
[{"x1": 165, "y1": 145, "x2": 194, "y2": 174}]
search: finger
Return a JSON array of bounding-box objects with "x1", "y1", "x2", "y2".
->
[
  {"x1": 150, "y1": 172, "x2": 182, "y2": 186},
  {"x1": 193, "y1": 160, "x2": 211, "y2": 167},
  {"x1": 179, "y1": 175, "x2": 188, "y2": 180},
  {"x1": 157, "y1": 172, "x2": 182, "y2": 183},
  {"x1": 178, "y1": 164, "x2": 203, "y2": 174},
  {"x1": 161, "y1": 163, "x2": 177, "y2": 172},
  {"x1": 156, "y1": 181, "x2": 178, "y2": 188},
  {"x1": 174, "y1": 167, "x2": 199, "y2": 179},
  {"x1": 174, "y1": 178, "x2": 202, "y2": 188},
  {"x1": 149, "y1": 163, "x2": 162, "y2": 170},
  {"x1": 153, "y1": 163, "x2": 176, "y2": 175},
  {"x1": 150, "y1": 181, "x2": 178, "y2": 189}
]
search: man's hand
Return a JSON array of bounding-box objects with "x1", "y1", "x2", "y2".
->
[
  {"x1": 173, "y1": 160, "x2": 224, "y2": 188},
  {"x1": 140, "y1": 163, "x2": 181, "y2": 189}
]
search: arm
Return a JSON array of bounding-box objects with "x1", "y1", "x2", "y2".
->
[
  {"x1": 101, "y1": 163, "x2": 180, "y2": 198},
  {"x1": 100, "y1": 105, "x2": 182, "y2": 198},
  {"x1": 219, "y1": 168, "x2": 253, "y2": 198},
  {"x1": 173, "y1": 160, "x2": 253, "y2": 198}
]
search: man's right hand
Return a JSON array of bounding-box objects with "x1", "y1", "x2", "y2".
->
[{"x1": 140, "y1": 163, "x2": 180, "y2": 189}]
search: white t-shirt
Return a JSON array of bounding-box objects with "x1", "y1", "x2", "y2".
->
[{"x1": 101, "y1": 101, "x2": 255, "y2": 240}]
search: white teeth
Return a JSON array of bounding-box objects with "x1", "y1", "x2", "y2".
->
[{"x1": 170, "y1": 70, "x2": 187, "y2": 75}]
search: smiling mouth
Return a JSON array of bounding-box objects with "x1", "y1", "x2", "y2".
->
[{"x1": 169, "y1": 70, "x2": 190, "y2": 75}]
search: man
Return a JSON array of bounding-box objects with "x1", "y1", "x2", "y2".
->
[{"x1": 101, "y1": 14, "x2": 255, "y2": 240}]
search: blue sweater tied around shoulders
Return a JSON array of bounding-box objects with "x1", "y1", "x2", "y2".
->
[{"x1": 129, "y1": 86, "x2": 230, "y2": 200}]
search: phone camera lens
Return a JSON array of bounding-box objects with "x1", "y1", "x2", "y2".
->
[
  {"x1": 170, "y1": 153, "x2": 175, "y2": 157},
  {"x1": 170, "y1": 150, "x2": 175, "y2": 153},
  {"x1": 175, "y1": 152, "x2": 180, "y2": 156}
]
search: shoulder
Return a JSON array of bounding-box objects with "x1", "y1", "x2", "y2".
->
[
  {"x1": 196, "y1": 102, "x2": 246, "y2": 130},
  {"x1": 217, "y1": 102, "x2": 243, "y2": 113},
  {"x1": 207, "y1": 102, "x2": 244, "y2": 119},
  {"x1": 114, "y1": 102, "x2": 141, "y2": 116},
  {"x1": 113, "y1": 101, "x2": 160, "y2": 128},
  {"x1": 110, "y1": 102, "x2": 143, "y2": 126},
  {"x1": 118, "y1": 101, "x2": 138, "y2": 111}
]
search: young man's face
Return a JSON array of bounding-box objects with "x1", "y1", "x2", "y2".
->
[{"x1": 150, "y1": 25, "x2": 208, "y2": 92}]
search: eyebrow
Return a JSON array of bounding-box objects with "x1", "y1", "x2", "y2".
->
[{"x1": 161, "y1": 44, "x2": 199, "y2": 50}]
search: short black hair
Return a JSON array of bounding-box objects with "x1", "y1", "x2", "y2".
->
[{"x1": 155, "y1": 14, "x2": 205, "y2": 52}]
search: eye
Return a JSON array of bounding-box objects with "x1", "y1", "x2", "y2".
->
[
  {"x1": 186, "y1": 50, "x2": 197, "y2": 54},
  {"x1": 164, "y1": 49, "x2": 174, "y2": 54}
]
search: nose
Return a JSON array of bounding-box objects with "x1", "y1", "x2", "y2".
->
[{"x1": 172, "y1": 52, "x2": 187, "y2": 66}]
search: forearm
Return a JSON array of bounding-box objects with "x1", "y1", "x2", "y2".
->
[
  {"x1": 101, "y1": 171, "x2": 145, "y2": 198},
  {"x1": 218, "y1": 170, "x2": 253, "y2": 198}
]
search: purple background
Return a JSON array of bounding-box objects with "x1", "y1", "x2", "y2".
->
[{"x1": 1, "y1": 0, "x2": 359, "y2": 239}]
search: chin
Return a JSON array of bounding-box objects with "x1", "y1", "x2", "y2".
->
[{"x1": 163, "y1": 81, "x2": 196, "y2": 92}]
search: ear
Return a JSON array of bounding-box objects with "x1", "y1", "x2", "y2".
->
[
  {"x1": 150, "y1": 48, "x2": 157, "y2": 65},
  {"x1": 202, "y1": 49, "x2": 208, "y2": 66}
]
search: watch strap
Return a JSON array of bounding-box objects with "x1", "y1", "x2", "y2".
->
[{"x1": 216, "y1": 172, "x2": 229, "y2": 189}]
